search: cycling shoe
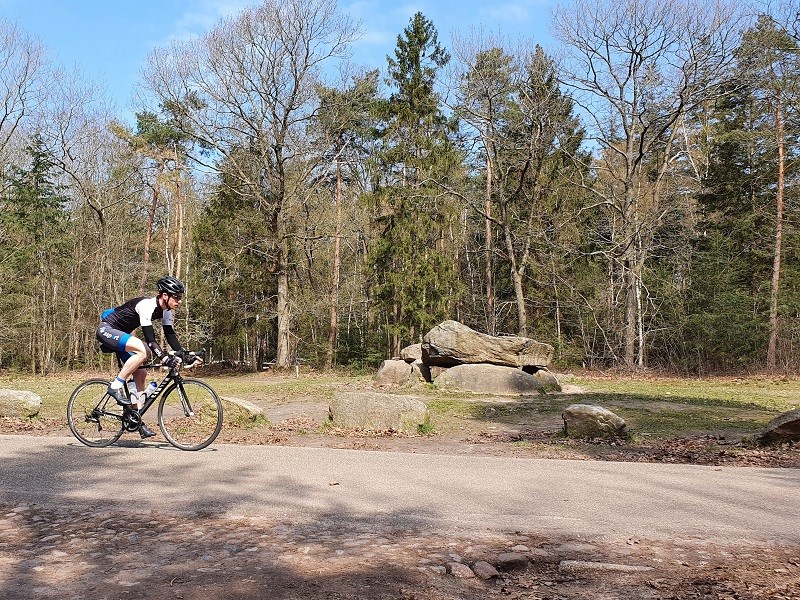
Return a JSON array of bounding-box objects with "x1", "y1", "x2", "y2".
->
[
  {"x1": 139, "y1": 423, "x2": 156, "y2": 439},
  {"x1": 107, "y1": 386, "x2": 131, "y2": 406}
]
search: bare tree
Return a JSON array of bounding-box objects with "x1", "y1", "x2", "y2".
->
[
  {"x1": 449, "y1": 32, "x2": 517, "y2": 336},
  {"x1": 552, "y1": 0, "x2": 741, "y2": 368},
  {"x1": 42, "y1": 69, "x2": 146, "y2": 364},
  {"x1": 144, "y1": 0, "x2": 359, "y2": 369},
  {"x1": 0, "y1": 19, "x2": 46, "y2": 167}
]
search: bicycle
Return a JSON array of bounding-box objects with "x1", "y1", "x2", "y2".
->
[{"x1": 67, "y1": 351, "x2": 223, "y2": 451}]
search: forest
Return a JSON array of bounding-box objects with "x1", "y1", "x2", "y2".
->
[{"x1": 0, "y1": 0, "x2": 798, "y2": 376}]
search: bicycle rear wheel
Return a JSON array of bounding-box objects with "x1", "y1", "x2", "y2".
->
[
  {"x1": 157, "y1": 379, "x2": 223, "y2": 451},
  {"x1": 67, "y1": 379, "x2": 124, "y2": 447}
]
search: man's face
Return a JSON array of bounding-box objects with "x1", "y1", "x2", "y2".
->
[{"x1": 163, "y1": 293, "x2": 183, "y2": 310}]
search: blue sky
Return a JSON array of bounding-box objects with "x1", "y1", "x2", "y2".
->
[{"x1": 0, "y1": 0, "x2": 554, "y2": 120}]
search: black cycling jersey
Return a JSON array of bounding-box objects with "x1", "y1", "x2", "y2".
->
[
  {"x1": 98, "y1": 296, "x2": 182, "y2": 357},
  {"x1": 102, "y1": 297, "x2": 173, "y2": 332}
]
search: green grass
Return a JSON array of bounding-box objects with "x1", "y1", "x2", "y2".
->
[
  {"x1": 1, "y1": 370, "x2": 797, "y2": 441},
  {"x1": 571, "y1": 375, "x2": 800, "y2": 412}
]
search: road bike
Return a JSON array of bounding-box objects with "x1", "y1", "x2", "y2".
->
[{"x1": 67, "y1": 351, "x2": 223, "y2": 451}]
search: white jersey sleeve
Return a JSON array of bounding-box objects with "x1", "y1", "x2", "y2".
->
[{"x1": 135, "y1": 297, "x2": 159, "y2": 327}]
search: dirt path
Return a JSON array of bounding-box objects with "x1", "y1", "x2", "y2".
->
[{"x1": 1, "y1": 501, "x2": 798, "y2": 599}]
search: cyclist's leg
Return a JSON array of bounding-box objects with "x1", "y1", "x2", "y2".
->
[
  {"x1": 117, "y1": 339, "x2": 148, "y2": 408},
  {"x1": 97, "y1": 324, "x2": 149, "y2": 405},
  {"x1": 117, "y1": 341, "x2": 157, "y2": 438},
  {"x1": 132, "y1": 367, "x2": 147, "y2": 405}
]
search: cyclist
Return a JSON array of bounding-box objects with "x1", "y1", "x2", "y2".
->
[{"x1": 96, "y1": 275, "x2": 201, "y2": 438}]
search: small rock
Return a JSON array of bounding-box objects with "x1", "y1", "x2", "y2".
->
[
  {"x1": 562, "y1": 404, "x2": 626, "y2": 439},
  {"x1": 472, "y1": 561, "x2": 500, "y2": 580},
  {"x1": 447, "y1": 562, "x2": 475, "y2": 579},
  {"x1": 510, "y1": 544, "x2": 529, "y2": 552},
  {"x1": 496, "y1": 552, "x2": 529, "y2": 571}
]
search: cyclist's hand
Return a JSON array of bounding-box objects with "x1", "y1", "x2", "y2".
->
[
  {"x1": 183, "y1": 350, "x2": 205, "y2": 370},
  {"x1": 162, "y1": 354, "x2": 181, "y2": 369}
]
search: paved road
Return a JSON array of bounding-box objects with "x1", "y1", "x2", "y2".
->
[{"x1": 1, "y1": 434, "x2": 797, "y2": 545}]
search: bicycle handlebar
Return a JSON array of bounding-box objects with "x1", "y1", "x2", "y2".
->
[{"x1": 143, "y1": 349, "x2": 205, "y2": 370}]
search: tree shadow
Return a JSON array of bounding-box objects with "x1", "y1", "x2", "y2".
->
[{"x1": 0, "y1": 438, "x2": 505, "y2": 600}]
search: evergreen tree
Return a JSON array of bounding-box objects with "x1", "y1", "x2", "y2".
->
[
  {"x1": 368, "y1": 12, "x2": 465, "y2": 356},
  {"x1": 691, "y1": 15, "x2": 800, "y2": 371},
  {"x1": 315, "y1": 71, "x2": 381, "y2": 368},
  {"x1": 191, "y1": 156, "x2": 277, "y2": 370},
  {"x1": 0, "y1": 134, "x2": 71, "y2": 372}
]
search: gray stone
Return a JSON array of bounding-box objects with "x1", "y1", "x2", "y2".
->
[
  {"x1": 422, "y1": 320, "x2": 553, "y2": 368},
  {"x1": 760, "y1": 409, "x2": 800, "y2": 445},
  {"x1": 329, "y1": 391, "x2": 430, "y2": 433},
  {"x1": 375, "y1": 359, "x2": 429, "y2": 385},
  {"x1": 434, "y1": 364, "x2": 558, "y2": 396},
  {"x1": 400, "y1": 344, "x2": 423, "y2": 363},
  {"x1": 562, "y1": 404, "x2": 627, "y2": 439},
  {"x1": 447, "y1": 562, "x2": 475, "y2": 579},
  {"x1": 0, "y1": 390, "x2": 42, "y2": 418},
  {"x1": 221, "y1": 396, "x2": 264, "y2": 418},
  {"x1": 522, "y1": 367, "x2": 562, "y2": 393},
  {"x1": 471, "y1": 561, "x2": 500, "y2": 580},
  {"x1": 495, "y1": 552, "x2": 529, "y2": 571}
]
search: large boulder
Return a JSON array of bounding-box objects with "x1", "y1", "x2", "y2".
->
[
  {"x1": 434, "y1": 364, "x2": 560, "y2": 396},
  {"x1": 375, "y1": 359, "x2": 430, "y2": 385},
  {"x1": 0, "y1": 390, "x2": 42, "y2": 418},
  {"x1": 760, "y1": 409, "x2": 800, "y2": 445},
  {"x1": 329, "y1": 391, "x2": 430, "y2": 433},
  {"x1": 422, "y1": 320, "x2": 553, "y2": 368},
  {"x1": 562, "y1": 404, "x2": 626, "y2": 439}
]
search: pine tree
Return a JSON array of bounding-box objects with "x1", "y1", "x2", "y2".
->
[
  {"x1": 0, "y1": 134, "x2": 71, "y2": 372},
  {"x1": 368, "y1": 13, "x2": 465, "y2": 356}
]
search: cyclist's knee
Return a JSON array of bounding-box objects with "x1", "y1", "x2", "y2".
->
[{"x1": 125, "y1": 338, "x2": 148, "y2": 361}]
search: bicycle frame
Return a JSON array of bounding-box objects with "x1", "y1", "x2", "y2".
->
[
  {"x1": 118, "y1": 351, "x2": 204, "y2": 418},
  {"x1": 132, "y1": 365, "x2": 193, "y2": 419}
]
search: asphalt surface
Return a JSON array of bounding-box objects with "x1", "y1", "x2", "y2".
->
[{"x1": 1, "y1": 434, "x2": 798, "y2": 545}]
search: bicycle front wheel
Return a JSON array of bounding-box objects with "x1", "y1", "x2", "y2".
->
[
  {"x1": 67, "y1": 379, "x2": 124, "y2": 447},
  {"x1": 158, "y1": 379, "x2": 223, "y2": 450}
]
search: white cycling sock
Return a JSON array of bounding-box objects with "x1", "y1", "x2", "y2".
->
[{"x1": 110, "y1": 377, "x2": 125, "y2": 390}]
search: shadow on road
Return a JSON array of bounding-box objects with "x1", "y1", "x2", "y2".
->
[{"x1": 0, "y1": 438, "x2": 502, "y2": 599}]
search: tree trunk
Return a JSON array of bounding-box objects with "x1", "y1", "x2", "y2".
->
[
  {"x1": 275, "y1": 238, "x2": 292, "y2": 369},
  {"x1": 623, "y1": 258, "x2": 638, "y2": 369},
  {"x1": 484, "y1": 151, "x2": 495, "y2": 336},
  {"x1": 139, "y1": 166, "x2": 161, "y2": 293},
  {"x1": 174, "y1": 152, "x2": 184, "y2": 278},
  {"x1": 767, "y1": 92, "x2": 785, "y2": 370},
  {"x1": 326, "y1": 150, "x2": 343, "y2": 370},
  {"x1": 503, "y1": 225, "x2": 527, "y2": 336}
]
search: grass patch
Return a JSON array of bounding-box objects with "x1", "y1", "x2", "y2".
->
[
  {"x1": 573, "y1": 376, "x2": 800, "y2": 412},
  {"x1": 1, "y1": 370, "x2": 797, "y2": 442}
]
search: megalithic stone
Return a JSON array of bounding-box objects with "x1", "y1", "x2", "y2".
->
[{"x1": 421, "y1": 320, "x2": 554, "y2": 368}]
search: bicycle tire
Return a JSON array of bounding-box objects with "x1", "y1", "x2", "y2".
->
[
  {"x1": 157, "y1": 378, "x2": 223, "y2": 451},
  {"x1": 67, "y1": 379, "x2": 125, "y2": 447}
]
